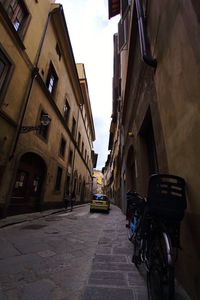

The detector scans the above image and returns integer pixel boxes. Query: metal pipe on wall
[135,0,157,68]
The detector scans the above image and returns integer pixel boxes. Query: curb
[0,203,88,229]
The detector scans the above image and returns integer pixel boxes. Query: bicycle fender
[162,232,173,266]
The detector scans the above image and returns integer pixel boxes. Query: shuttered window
[0,46,13,102]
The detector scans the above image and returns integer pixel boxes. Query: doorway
[126,145,136,192]
[140,110,158,175]
[9,152,46,215]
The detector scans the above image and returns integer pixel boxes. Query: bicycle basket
[147,174,187,221]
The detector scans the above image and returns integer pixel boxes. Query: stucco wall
[145,1,200,298]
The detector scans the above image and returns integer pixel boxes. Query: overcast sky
[56,0,119,170]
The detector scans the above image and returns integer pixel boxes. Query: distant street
[0,205,188,300]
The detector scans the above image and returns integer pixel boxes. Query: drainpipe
[9,8,55,160]
[135,0,157,68]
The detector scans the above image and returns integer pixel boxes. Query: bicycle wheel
[132,234,142,267]
[127,215,137,242]
[147,232,175,300]
[127,224,134,242]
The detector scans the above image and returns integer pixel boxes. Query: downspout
[9,8,55,159]
[135,0,157,68]
[70,104,82,194]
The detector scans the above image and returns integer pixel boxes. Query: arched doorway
[9,152,46,215]
[126,146,136,192]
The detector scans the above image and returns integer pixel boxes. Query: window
[64,99,70,123]
[118,15,129,51]
[0,0,29,36]
[0,47,12,100]
[71,117,76,136]
[38,110,50,140]
[55,166,62,191]
[59,137,66,158]
[81,142,84,155]
[55,43,61,60]
[68,150,73,166]
[77,132,81,148]
[46,62,58,95]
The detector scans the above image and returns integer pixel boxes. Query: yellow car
[90,194,110,213]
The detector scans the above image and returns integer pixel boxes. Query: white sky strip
[56,0,119,169]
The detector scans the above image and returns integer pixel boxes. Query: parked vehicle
[90,194,110,213]
[126,174,187,300]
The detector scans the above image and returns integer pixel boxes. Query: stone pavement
[81,208,147,300]
[0,204,86,229]
[80,207,190,300]
[0,204,191,300]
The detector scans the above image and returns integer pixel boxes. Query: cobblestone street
[0,205,189,300]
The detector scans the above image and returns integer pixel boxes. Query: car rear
[90,194,110,213]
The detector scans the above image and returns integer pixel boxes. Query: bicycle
[126,174,187,300]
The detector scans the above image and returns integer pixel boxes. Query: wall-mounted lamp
[20,114,51,134]
[128,131,134,137]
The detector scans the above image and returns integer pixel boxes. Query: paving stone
[37,250,56,258]
[0,290,7,300]
[12,240,52,255]
[95,247,112,255]
[89,271,127,286]
[98,237,111,245]
[103,229,116,233]
[133,286,148,299]
[19,279,65,300]
[92,262,134,272]
[0,239,21,259]
[93,254,127,263]
[0,253,44,274]
[128,271,146,286]
[113,246,133,255]
[82,287,135,300]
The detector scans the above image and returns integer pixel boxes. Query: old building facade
[0,0,96,216]
[92,170,104,194]
[108,0,200,299]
